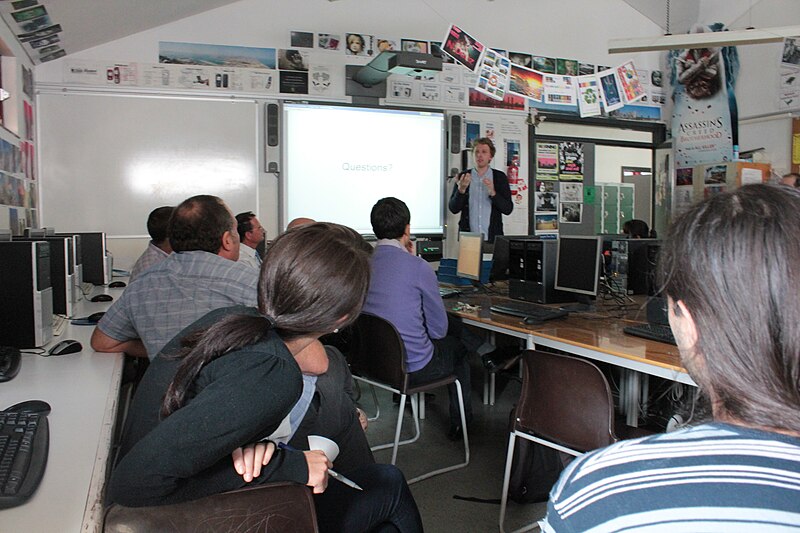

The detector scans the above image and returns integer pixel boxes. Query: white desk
[0,287,124,533]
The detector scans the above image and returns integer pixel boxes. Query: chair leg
[418,392,425,420]
[370,393,421,453]
[408,379,470,484]
[499,431,516,533]
[367,383,380,422]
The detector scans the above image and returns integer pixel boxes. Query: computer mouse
[108,281,127,288]
[523,316,543,325]
[5,399,51,416]
[91,294,113,302]
[88,312,106,323]
[48,339,83,356]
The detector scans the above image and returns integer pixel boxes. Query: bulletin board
[37,92,260,237]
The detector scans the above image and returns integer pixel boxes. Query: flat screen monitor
[282,102,446,236]
[457,232,483,281]
[554,235,602,311]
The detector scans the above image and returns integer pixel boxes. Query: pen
[277,442,364,491]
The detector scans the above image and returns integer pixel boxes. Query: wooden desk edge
[81,353,125,532]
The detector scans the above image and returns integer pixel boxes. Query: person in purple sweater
[362,197,472,440]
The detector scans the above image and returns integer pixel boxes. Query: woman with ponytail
[108,222,424,533]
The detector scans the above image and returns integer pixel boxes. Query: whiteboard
[38,93,259,237]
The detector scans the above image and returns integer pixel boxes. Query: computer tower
[0,241,53,348]
[73,232,110,285]
[15,236,77,316]
[508,237,571,304]
[608,238,660,295]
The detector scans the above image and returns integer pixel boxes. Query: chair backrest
[515,350,617,452]
[348,312,409,393]
[104,482,317,533]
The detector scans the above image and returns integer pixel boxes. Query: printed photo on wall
[376,38,397,52]
[401,39,428,53]
[279,71,308,94]
[160,42,276,69]
[579,63,596,76]
[598,69,624,111]
[556,58,578,76]
[278,49,309,71]
[535,213,558,233]
[509,52,532,68]
[509,64,543,101]
[442,24,484,71]
[676,167,693,186]
[345,33,374,56]
[560,202,582,224]
[317,33,341,51]
[535,191,558,212]
[468,89,525,111]
[560,182,583,203]
[533,56,555,73]
[430,41,453,63]
[290,31,314,48]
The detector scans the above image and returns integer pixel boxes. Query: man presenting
[363,197,472,440]
[235,211,266,270]
[449,137,513,243]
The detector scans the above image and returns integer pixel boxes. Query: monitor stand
[559,295,596,313]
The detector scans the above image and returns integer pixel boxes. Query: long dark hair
[161,222,371,417]
[659,184,800,432]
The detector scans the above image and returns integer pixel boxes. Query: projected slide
[282,103,445,235]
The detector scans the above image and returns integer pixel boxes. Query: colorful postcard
[475,48,511,101]
[533,56,555,74]
[556,58,578,76]
[442,24,484,71]
[598,68,623,111]
[616,60,646,104]
[509,64,543,101]
[317,33,342,51]
[468,89,525,111]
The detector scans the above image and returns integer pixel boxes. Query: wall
[32,0,666,266]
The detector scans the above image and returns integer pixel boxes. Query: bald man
[287,217,316,230]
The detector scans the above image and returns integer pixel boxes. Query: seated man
[235,211,266,270]
[362,197,472,440]
[544,184,800,531]
[129,206,173,282]
[781,172,800,187]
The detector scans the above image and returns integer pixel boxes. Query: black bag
[507,407,565,504]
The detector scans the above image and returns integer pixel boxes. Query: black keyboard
[490,301,569,322]
[0,411,49,509]
[439,287,461,299]
[623,323,677,345]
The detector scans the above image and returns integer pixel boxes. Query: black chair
[348,312,470,484]
[499,349,652,533]
[104,481,318,532]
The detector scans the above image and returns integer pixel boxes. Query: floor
[358,359,548,533]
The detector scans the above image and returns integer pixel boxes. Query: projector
[350,51,443,89]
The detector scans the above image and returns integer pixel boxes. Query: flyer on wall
[509,63,543,101]
[536,142,559,174]
[543,74,576,106]
[576,75,602,117]
[558,141,583,177]
[598,68,624,111]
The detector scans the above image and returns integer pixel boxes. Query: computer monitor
[554,235,602,311]
[456,232,483,281]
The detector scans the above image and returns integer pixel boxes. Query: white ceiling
[0,0,790,63]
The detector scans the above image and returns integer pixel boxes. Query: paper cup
[308,435,339,462]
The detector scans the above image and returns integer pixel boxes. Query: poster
[576,75,602,117]
[615,60,646,103]
[670,24,739,169]
[536,142,559,174]
[474,48,510,101]
[441,25,484,71]
[558,141,583,176]
[598,68,624,111]
[543,74,575,106]
[509,64,543,101]
[159,42,276,69]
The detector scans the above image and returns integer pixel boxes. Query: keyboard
[52,315,67,336]
[490,301,569,322]
[439,287,461,299]
[0,411,49,509]
[623,323,677,345]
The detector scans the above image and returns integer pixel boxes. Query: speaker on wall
[450,114,461,154]
[266,103,279,147]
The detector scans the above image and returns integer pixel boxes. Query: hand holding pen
[279,441,363,491]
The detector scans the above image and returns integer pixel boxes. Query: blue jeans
[314,464,423,532]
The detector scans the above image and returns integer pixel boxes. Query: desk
[0,286,124,533]
[446,292,696,424]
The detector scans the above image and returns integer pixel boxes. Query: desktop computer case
[508,238,571,304]
[608,239,660,295]
[75,232,110,285]
[0,241,54,348]
[15,236,76,317]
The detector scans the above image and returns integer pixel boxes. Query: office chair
[104,481,317,533]
[499,349,651,533]
[347,312,470,484]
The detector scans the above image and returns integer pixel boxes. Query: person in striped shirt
[543,184,800,532]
